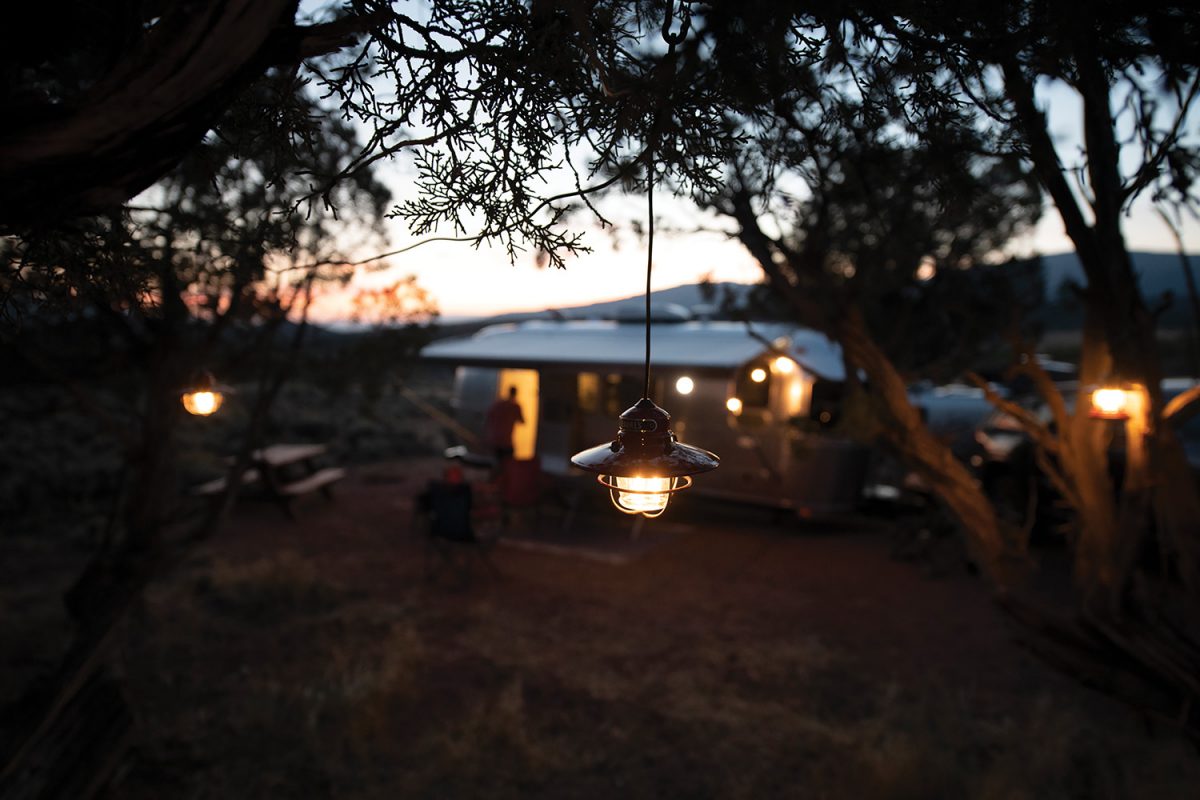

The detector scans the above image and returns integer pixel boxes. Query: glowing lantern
[181,371,226,416]
[571,398,719,518]
[1089,386,1132,420]
[182,391,222,416]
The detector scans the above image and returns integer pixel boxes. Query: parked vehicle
[1163,378,1200,471]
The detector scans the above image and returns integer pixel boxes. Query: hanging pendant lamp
[569,152,718,517]
[571,397,719,517]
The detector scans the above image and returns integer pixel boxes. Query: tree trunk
[1005,48,1200,603]
[1058,313,1124,599]
[727,191,1013,584]
[834,307,1014,585]
[123,354,182,551]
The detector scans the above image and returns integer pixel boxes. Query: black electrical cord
[644,159,654,400]
[643,1,689,402]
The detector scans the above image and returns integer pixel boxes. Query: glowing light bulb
[750,367,767,383]
[772,356,795,374]
[182,390,223,416]
[726,397,743,415]
[676,376,695,395]
[611,475,673,516]
[1090,388,1130,419]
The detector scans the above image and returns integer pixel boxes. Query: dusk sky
[308,174,1198,322]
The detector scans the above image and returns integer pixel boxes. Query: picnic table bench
[190,444,345,518]
[190,467,261,496]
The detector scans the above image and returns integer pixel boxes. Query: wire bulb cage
[571,398,718,518]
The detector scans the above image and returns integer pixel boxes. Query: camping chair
[497,457,548,533]
[416,475,499,584]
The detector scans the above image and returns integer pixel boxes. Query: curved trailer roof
[422,320,846,381]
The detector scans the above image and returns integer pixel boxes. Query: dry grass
[103,483,1200,799]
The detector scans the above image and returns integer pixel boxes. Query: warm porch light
[675,376,695,395]
[181,372,226,416]
[571,398,719,518]
[772,356,796,374]
[750,367,767,383]
[1089,386,1132,420]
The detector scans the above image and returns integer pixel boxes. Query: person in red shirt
[484,386,524,466]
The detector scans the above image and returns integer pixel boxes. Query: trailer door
[496,368,539,460]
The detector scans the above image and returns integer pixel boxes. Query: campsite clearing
[4,459,1198,798]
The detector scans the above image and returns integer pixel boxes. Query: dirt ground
[8,458,1200,799]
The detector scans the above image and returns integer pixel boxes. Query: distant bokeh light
[1089,387,1131,420]
[182,390,223,416]
[772,356,795,374]
[915,257,937,281]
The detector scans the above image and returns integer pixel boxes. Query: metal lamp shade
[570,397,719,517]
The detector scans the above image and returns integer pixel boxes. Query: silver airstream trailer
[421,318,869,516]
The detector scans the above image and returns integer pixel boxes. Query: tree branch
[0,1,376,227]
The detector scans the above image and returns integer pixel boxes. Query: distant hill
[512,252,1198,327]
[1041,251,1199,328]
[412,250,1200,340]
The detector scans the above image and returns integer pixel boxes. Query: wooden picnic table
[252,443,346,517]
[253,443,328,467]
[192,443,345,518]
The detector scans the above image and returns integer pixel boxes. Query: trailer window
[580,372,646,416]
[809,380,842,427]
[577,372,602,413]
[604,373,643,416]
[735,364,770,410]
